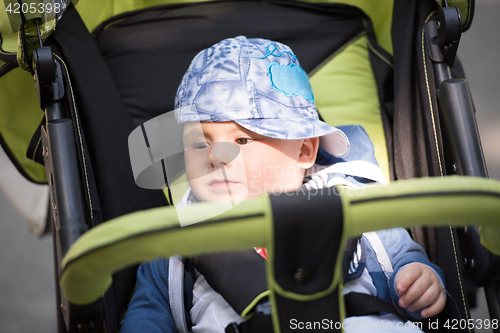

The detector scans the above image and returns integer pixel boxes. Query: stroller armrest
[60,176,500,307]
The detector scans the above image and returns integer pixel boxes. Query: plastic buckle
[34,46,56,110]
[436,6,462,67]
[225,322,241,333]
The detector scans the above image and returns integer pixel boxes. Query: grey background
[0,1,498,331]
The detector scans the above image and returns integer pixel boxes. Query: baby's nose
[210,142,240,168]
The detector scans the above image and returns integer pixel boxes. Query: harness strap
[226,293,409,333]
[344,292,408,322]
[103,287,118,333]
[168,255,189,333]
[225,301,274,333]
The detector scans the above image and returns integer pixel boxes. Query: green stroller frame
[1,0,499,332]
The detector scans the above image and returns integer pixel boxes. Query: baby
[122,36,446,333]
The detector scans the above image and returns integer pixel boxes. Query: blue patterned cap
[175,36,349,157]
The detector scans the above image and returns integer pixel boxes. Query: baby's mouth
[208,179,240,189]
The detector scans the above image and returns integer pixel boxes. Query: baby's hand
[394,262,446,318]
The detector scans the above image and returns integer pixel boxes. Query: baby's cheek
[246,172,265,197]
[187,178,205,198]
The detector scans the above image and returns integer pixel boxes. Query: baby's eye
[235,138,254,145]
[194,142,210,149]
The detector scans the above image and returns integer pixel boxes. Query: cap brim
[235,118,349,158]
[320,130,350,158]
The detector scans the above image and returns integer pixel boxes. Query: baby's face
[183,121,317,202]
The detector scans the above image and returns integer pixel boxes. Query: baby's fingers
[398,275,431,308]
[406,282,441,312]
[420,289,446,318]
[395,264,423,295]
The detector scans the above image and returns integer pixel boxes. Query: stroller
[1,0,499,332]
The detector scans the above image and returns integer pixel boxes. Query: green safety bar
[60,175,500,307]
